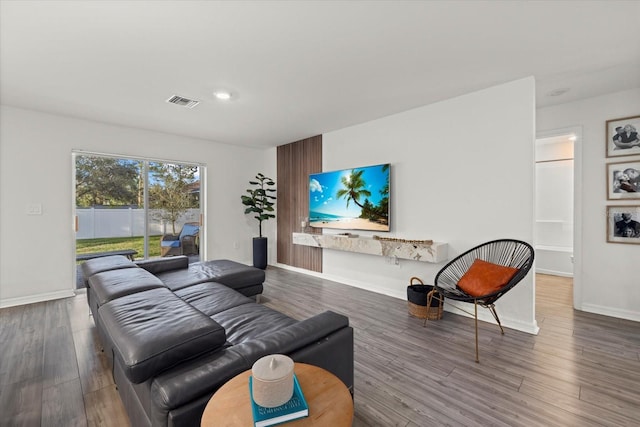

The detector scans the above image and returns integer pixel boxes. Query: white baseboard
[442,300,540,335]
[272,263,539,334]
[273,263,406,300]
[581,303,640,323]
[0,289,76,309]
[272,263,323,277]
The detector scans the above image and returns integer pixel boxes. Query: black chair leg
[488,304,505,334]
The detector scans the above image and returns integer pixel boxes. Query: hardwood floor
[1,271,639,426]
[0,294,129,427]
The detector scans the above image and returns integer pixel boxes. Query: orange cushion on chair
[457,259,519,297]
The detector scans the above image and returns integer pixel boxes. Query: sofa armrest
[229,311,349,363]
[231,311,353,392]
[150,311,351,411]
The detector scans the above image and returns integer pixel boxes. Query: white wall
[537,88,640,322]
[318,78,537,333]
[0,105,266,307]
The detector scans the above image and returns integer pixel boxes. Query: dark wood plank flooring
[1,270,639,426]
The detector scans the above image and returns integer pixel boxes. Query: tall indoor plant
[241,173,276,269]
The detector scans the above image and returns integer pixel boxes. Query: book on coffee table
[248,374,309,427]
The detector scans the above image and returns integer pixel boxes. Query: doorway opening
[535,134,574,277]
[535,127,582,312]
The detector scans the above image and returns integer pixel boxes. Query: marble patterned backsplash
[292,233,447,263]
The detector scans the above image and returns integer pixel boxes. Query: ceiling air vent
[166,95,200,108]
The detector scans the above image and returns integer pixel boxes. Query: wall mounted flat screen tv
[309,163,390,232]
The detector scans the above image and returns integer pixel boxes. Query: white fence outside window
[76,208,200,239]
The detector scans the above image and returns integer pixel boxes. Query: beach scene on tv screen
[309,164,389,231]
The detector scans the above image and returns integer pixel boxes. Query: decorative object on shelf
[336,232,358,238]
[299,216,309,233]
[407,277,443,320]
[606,205,640,244]
[606,115,640,158]
[373,235,434,245]
[241,173,276,269]
[606,160,640,200]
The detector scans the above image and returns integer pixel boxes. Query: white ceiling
[1,1,639,148]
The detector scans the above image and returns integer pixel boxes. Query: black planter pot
[253,237,268,269]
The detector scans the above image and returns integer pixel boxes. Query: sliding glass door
[148,161,201,258]
[74,153,202,282]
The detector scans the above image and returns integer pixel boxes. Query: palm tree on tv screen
[336,169,371,210]
[336,167,389,224]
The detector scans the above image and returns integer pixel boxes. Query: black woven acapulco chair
[429,239,535,362]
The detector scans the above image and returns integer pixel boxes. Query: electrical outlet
[385,256,400,265]
[26,204,42,215]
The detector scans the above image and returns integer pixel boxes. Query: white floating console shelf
[292,233,448,263]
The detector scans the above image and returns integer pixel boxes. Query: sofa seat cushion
[161,240,181,248]
[154,265,211,291]
[81,255,137,279]
[174,282,253,317]
[136,255,189,275]
[231,283,264,298]
[197,259,265,290]
[156,259,265,293]
[212,304,297,345]
[99,288,227,384]
[89,267,166,306]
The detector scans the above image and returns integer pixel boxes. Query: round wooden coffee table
[201,363,353,426]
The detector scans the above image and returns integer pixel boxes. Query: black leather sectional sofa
[81,255,354,427]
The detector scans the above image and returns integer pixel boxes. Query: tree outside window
[149,162,200,235]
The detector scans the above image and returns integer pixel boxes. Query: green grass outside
[76,235,163,259]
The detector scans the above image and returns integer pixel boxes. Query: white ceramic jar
[251,354,295,408]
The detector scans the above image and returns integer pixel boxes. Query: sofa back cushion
[88,267,166,306]
[80,255,137,279]
[174,282,253,317]
[212,304,297,345]
[155,259,265,293]
[99,288,227,384]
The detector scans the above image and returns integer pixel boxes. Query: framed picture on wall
[607,205,640,244]
[606,115,640,157]
[606,160,640,200]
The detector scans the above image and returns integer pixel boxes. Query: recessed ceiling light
[548,88,570,97]
[213,91,232,100]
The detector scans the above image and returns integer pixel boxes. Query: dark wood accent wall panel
[277,136,323,272]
